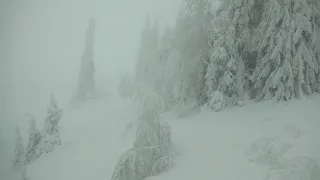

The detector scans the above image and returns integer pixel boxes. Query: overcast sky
[0,0,181,174]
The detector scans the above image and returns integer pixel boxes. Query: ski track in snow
[22,93,320,180]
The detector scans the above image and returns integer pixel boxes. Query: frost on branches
[25,115,43,163]
[13,127,26,171]
[111,89,175,180]
[43,93,62,150]
[251,0,320,101]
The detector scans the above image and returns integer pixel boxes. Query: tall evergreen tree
[13,127,26,171]
[204,0,257,110]
[251,0,320,101]
[168,0,214,106]
[44,93,62,147]
[76,18,96,101]
[25,115,42,162]
[205,15,245,111]
[134,15,160,89]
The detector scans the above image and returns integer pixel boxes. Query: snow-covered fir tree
[130,0,320,113]
[205,13,245,111]
[75,18,96,101]
[167,0,214,107]
[134,15,160,90]
[204,0,259,111]
[157,26,177,110]
[25,114,43,162]
[251,0,320,101]
[44,93,62,147]
[13,127,26,171]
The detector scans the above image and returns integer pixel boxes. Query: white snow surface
[8,92,319,180]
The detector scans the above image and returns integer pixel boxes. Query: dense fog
[1,0,181,176]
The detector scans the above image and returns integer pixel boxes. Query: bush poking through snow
[265,157,320,180]
[246,137,292,165]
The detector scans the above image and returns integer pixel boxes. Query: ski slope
[19,91,320,180]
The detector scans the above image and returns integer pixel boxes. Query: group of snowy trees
[13,94,62,179]
[132,0,320,112]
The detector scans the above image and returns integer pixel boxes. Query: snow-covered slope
[158,97,320,180]
[11,93,320,180]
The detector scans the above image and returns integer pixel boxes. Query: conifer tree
[25,114,43,162]
[251,0,320,101]
[13,127,26,171]
[204,0,256,110]
[168,0,214,106]
[76,18,96,101]
[134,15,160,89]
[44,93,62,147]
[205,15,245,111]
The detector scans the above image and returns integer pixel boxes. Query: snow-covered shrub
[110,148,140,180]
[13,127,26,171]
[265,157,320,180]
[25,115,43,163]
[246,137,292,165]
[112,119,174,180]
[111,88,175,180]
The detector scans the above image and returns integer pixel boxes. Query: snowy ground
[159,97,320,180]
[17,92,320,180]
